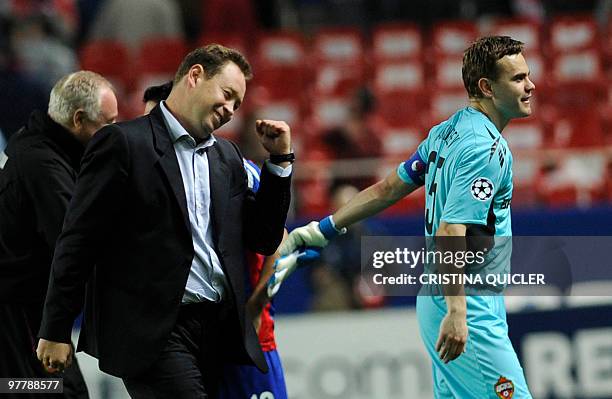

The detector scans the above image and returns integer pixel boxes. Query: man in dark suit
[0,70,118,398]
[36,44,293,398]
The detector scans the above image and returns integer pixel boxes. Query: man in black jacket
[0,70,118,397]
[36,44,293,398]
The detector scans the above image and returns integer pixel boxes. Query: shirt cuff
[264,160,292,177]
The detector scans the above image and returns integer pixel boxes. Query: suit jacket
[0,111,84,305]
[39,105,291,377]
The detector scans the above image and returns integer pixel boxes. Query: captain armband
[397,151,426,187]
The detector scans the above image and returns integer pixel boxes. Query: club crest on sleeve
[470,177,494,201]
[494,376,514,399]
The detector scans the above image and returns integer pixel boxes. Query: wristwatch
[269,152,295,164]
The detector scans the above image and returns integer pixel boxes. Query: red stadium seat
[196,32,247,55]
[311,95,352,130]
[135,38,188,76]
[79,40,131,92]
[374,90,428,128]
[551,108,604,148]
[256,100,302,131]
[132,38,188,103]
[552,49,603,84]
[485,18,542,55]
[429,90,468,124]
[313,62,366,97]
[511,155,541,207]
[548,15,600,55]
[256,31,306,66]
[372,23,423,61]
[312,27,364,64]
[432,20,478,57]
[252,31,308,100]
[373,60,424,93]
[377,124,423,157]
[433,56,464,90]
[504,118,544,150]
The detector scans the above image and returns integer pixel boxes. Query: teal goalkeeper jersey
[398,107,514,291]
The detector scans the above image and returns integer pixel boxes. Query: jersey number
[425,151,445,235]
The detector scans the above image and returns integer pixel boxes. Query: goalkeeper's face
[490,53,536,120]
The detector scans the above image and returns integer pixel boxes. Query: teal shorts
[416,295,532,399]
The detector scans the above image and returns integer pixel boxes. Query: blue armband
[318,215,346,239]
[397,151,426,186]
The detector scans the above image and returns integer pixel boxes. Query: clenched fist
[255,119,291,157]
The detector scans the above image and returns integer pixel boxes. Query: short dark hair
[462,36,524,99]
[173,44,252,85]
[142,81,173,104]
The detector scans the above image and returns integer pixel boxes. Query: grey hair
[48,71,113,127]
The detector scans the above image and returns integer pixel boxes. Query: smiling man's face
[490,53,536,121]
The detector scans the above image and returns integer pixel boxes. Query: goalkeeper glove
[267,248,321,298]
[278,216,346,256]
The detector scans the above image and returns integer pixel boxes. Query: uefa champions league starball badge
[471,177,494,201]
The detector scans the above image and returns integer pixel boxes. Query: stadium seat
[485,17,542,55]
[431,20,478,57]
[429,89,469,124]
[372,22,423,61]
[503,118,544,150]
[313,62,366,97]
[548,15,600,54]
[373,60,424,93]
[552,49,603,84]
[132,38,188,106]
[79,40,131,92]
[296,167,332,217]
[433,56,465,90]
[312,27,364,64]
[135,37,188,76]
[374,90,428,128]
[511,155,541,207]
[377,124,423,157]
[252,31,308,100]
[311,96,352,130]
[196,32,247,55]
[551,108,604,147]
[256,31,306,66]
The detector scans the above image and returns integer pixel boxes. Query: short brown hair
[173,44,252,85]
[462,36,524,98]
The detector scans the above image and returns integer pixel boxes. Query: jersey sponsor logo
[471,177,494,201]
[500,197,512,209]
[494,376,515,398]
[0,151,8,169]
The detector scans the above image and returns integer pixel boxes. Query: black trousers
[0,303,89,399]
[122,301,235,399]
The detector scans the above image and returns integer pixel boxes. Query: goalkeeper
[271,36,535,399]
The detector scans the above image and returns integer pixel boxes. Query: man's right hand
[435,310,468,364]
[36,338,73,373]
